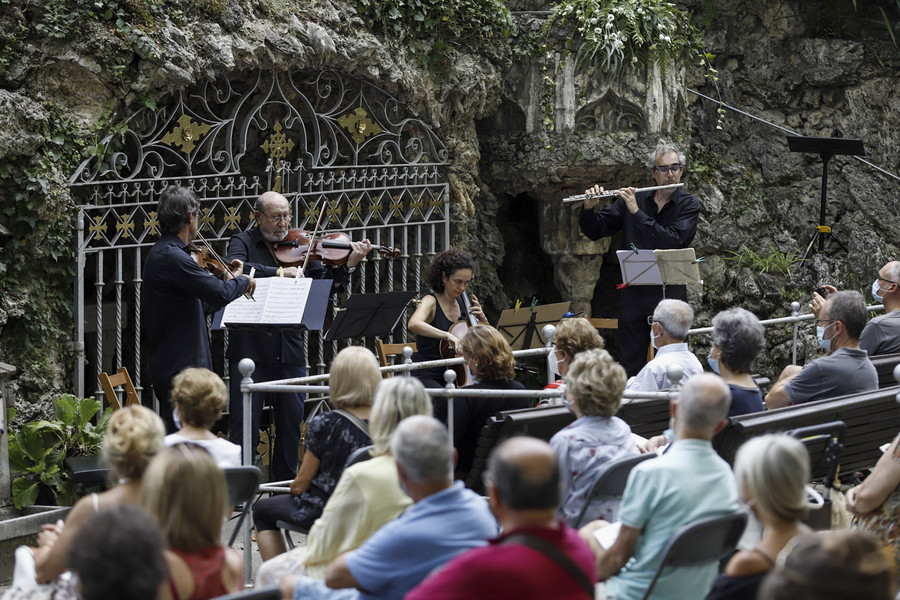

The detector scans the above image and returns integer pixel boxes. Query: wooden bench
[616,398,671,438]
[871,352,900,388]
[714,385,900,479]
[465,406,575,493]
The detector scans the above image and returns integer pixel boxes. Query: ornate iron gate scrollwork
[70,68,450,403]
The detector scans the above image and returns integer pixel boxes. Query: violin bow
[300,201,328,278]
[196,231,254,301]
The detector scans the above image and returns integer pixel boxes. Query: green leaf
[53,394,77,426]
[12,477,40,510]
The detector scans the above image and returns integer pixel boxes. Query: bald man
[226,191,370,479]
[580,374,739,600]
[861,260,900,356]
[407,437,596,600]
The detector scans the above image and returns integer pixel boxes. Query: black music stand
[787,135,866,264]
[325,291,417,341]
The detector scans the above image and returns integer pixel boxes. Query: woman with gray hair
[706,434,814,600]
[549,348,639,525]
[708,307,765,416]
[256,376,432,585]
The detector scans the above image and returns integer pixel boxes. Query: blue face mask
[816,323,834,352]
[872,280,886,302]
[707,355,720,374]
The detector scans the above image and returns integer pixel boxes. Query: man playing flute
[579,144,701,377]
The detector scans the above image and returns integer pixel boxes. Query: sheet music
[654,249,701,285]
[593,521,622,549]
[616,249,663,286]
[222,277,312,326]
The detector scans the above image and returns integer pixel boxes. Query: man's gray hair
[390,415,453,483]
[645,144,686,169]
[711,308,765,373]
[827,290,867,340]
[654,299,694,341]
[678,373,731,433]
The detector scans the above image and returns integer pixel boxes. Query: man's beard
[261,228,287,243]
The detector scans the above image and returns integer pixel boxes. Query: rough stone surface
[0,90,48,161]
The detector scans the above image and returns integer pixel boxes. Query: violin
[189,244,230,278]
[273,229,402,267]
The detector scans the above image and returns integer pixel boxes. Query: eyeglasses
[653,164,683,174]
[877,276,898,285]
[814,319,834,327]
[647,316,656,326]
[259,212,291,223]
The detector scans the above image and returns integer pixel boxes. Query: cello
[440,292,480,387]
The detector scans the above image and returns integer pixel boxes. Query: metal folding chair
[223,465,262,546]
[572,453,655,528]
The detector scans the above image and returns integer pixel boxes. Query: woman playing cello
[407,250,488,406]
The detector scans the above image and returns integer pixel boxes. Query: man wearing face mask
[765,290,877,409]
[625,299,703,392]
[225,191,370,480]
[860,261,900,356]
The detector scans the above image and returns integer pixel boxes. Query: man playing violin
[225,190,370,480]
[579,144,700,377]
[144,185,255,432]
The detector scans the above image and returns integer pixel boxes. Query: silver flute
[562,183,684,203]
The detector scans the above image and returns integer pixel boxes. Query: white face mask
[872,279,887,302]
[650,324,660,350]
[816,323,834,352]
[548,347,563,378]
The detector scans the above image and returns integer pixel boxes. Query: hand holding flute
[566,183,684,208]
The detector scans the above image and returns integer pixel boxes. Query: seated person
[543,317,605,397]
[253,346,381,561]
[67,504,168,600]
[579,375,740,600]
[256,376,433,584]
[860,261,900,355]
[406,437,596,600]
[142,444,243,599]
[626,299,703,392]
[707,434,813,600]
[278,416,498,600]
[549,348,639,525]
[165,367,240,467]
[707,307,765,417]
[766,290,877,409]
[846,430,900,587]
[758,530,896,600]
[452,325,528,479]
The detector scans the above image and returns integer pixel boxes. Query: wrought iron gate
[70,69,450,402]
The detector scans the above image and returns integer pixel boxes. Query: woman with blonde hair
[547,317,605,385]
[8,405,165,594]
[143,444,242,600]
[253,346,381,560]
[256,376,433,584]
[550,348,638,525]
[452,325,529,479]
[707,433,813,600]
[165,367,240,467]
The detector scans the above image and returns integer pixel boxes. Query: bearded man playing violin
[225,190,370,480]
[144,185,255,432]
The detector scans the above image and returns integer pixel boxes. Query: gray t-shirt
[785,347,878,405]
[860,310,900,356]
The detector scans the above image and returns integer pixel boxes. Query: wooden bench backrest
[616,398,671,438]
[871,352,900,388]
[465,406,575,493]
[714,385,900,479]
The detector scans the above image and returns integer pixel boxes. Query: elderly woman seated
[707,307,766,417]
[544,317,605,396]
[550,348,639,525]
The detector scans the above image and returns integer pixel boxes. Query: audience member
[278,416,498,600]
[625,299,703,392]
[757,530,896,600]
[10,406,166,593]
[143,443,242,599]
[256,377,432,585]
[165,367,240,467]
[707,307,765,416]
[846,430,900,585]
[452,325,529,479]
[550,348,638,525]
[407,436,596,599]
[706,434,813,600]
[766,290,877,408]
[579,374,739,600]
[254,346,381,560]
[67,504,168,600]
[545,317,605,393]
[861,261,900,355]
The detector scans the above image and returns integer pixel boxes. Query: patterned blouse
[289,411,371,529]
[550,414,639,525]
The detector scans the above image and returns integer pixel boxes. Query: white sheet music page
[261,277,311,324]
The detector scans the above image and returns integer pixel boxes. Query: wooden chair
[375,340,418,368]
[97,366,139,410]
